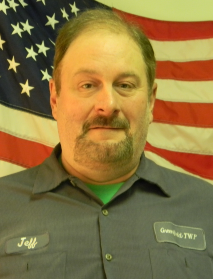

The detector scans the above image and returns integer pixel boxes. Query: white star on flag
[36,0,45,5]
[20,79,34,96]
[70,2,80,16]
[0,0,10,15]
[25,46,38,61]
[11,22,23,37]
[61,7,69,20]
[18,0,27,7]
[36,41,50,56]
[7,56,20,72]
[45,13,59,30]
[41,69,51,81]
[21,20,34,35]
[0,35,6,50]
[7,0,19,12]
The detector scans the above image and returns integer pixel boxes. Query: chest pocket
[150,248,213,279]
[0,251,66,279]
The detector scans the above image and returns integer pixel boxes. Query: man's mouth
[89,126,123,130]
[90,126,117,129]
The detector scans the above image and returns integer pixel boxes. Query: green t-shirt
[86,182,124,204]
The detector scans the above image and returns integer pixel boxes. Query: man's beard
[73,115,133,167]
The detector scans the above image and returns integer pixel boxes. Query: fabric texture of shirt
[0,143,213,279]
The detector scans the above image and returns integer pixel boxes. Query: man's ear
[49,78,58,120]
[149,82,157,124]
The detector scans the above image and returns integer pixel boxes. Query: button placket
[99,207,115,276]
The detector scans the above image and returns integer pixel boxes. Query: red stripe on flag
[156,60,213,81]
[145,142,213,179]
[0,131,53,168]
[114,8,213,41]
[153,100,213,127]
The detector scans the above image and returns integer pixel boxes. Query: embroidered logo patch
[154,222,206,250]
[5,232,49,254]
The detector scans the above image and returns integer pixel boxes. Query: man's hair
[53,8,156,93]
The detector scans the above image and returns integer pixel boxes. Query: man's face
[50,29,156,170]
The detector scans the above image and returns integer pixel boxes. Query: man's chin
[74,136,133,165]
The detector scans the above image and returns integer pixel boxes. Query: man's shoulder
[0,144,70,196]
[0,164,40,190]
[0,144,64,191]
[143,156,213,196]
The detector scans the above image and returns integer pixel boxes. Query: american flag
[0,0,213,185]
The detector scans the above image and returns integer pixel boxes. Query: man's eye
[119,83,134,89]
[120,84,130,88]
[82,83,93,89]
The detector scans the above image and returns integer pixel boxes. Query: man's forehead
[63,30,143,65]
[66,26,138,51]
[60,28,146,81]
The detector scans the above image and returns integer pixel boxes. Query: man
[0,8,213,279]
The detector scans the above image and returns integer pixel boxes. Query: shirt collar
[135,153,172,197]
[33,144,172,197]
[33,144,71,194]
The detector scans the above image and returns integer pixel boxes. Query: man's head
[49,8,157,183]
[52,8,156,94]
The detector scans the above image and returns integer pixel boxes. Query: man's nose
[94,85,120,116]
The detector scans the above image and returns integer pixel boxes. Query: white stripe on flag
[156,79,213,103]
[0,104,59,147]
[147,123,213,154]
[151,38,213,61]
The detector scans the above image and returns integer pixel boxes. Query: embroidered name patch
[154,222,206,250]
[5,232,49,254]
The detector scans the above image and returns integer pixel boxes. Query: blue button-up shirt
[0,144,213,279]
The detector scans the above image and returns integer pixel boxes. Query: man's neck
[61,155,140,185]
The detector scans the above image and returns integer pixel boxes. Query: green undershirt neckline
[86,182,124,204]
[58,154,124,204]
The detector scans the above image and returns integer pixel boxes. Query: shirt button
[105,254,112,261]
[102,209,109,216]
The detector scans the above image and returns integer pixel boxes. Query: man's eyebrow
[73,69,141,83]
[73,68,98,76]
[116,72,141,83]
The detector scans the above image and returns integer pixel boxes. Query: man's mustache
[81,115,130,135]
